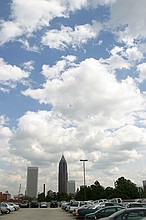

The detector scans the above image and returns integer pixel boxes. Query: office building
[143,180,146,193]
[67,180,75,195]
[58,154,68,193]
[26,167,38,198]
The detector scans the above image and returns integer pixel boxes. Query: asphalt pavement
[0,207,75,220]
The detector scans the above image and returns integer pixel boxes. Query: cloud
[137,63,146,83]
[16,57,146,171]
[0,20,22,45]
[8,109,146,191]
[23,57,145,125]
[108,0,146,44]
[0,115,12,158]
[42,20,102,50]
[0,0,66,45]
[0,58,31,91]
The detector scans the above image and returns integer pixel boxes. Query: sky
[0,0,146,197]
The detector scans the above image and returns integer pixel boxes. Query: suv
[50,201,58,208]
[30,200,39,208]
[19,200,29,208]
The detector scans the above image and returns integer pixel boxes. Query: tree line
[36,176,145,202]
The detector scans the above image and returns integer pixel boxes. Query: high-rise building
[58,154,68,193]
[67,180,75,195]
[26,167,38,198]
[143,180,146,193]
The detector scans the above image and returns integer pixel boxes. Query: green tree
[38,192,45,202]
[114,176,139,199]
[90,180,105,200]
[104,187,116,199]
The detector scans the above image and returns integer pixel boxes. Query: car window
[117,207,124,211]
[71,202,79,206]
[122,210,145,220]
[105,208,116,213]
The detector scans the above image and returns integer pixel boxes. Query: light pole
[80,159,88,201]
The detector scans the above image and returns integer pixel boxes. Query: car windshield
[108,209,125,217]
[71,202,79,206]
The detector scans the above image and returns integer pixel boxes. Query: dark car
[126,202,146,208]
[98,207,146,220]
[30,200,39,208]
[85,206,125,219]
[19,200,29,208]
[50,201,58,208]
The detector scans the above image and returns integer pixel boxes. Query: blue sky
[0,0,146,197]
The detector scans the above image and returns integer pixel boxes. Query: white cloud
[101,45,144,70]
[0,58,31,91]
[42,55,77,79]
[23,57,145,126]
[125,47,144,63]
[8,109,146,192]
[41,21,102,49]
[137,63,146,83]
[108,0,146,44]
[0,115,12,157]
[0,20,22,45]
[0,0,66,45]
[21,60,35,71]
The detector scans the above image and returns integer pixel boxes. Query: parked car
[85,206,125,219]
[76,202,123,219]
[0,202,15,213]
[19,200,29,208]
[50,201,58,208]
[61,201,70,210]
[30,200,39,208]
[108,198,122,204]
[69,201,86,213]
[76,204,101,219]
[73,203,93,217]
[0,203,10,214]
[7,202,20,211]
[126,202,146,208]
[98,207,146,220]
[40,201,48,208]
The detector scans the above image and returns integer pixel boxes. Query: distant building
[0,191,11,201]
[26,167,38,198]
[67,180,75,195]
[143,180,146,193]
[58,154,68,193]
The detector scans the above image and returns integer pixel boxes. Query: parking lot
[0,207,75,220]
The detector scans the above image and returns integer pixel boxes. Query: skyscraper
[26,167,38,198]
[58,154,68,193]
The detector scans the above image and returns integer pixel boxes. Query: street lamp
[80,159,88,201]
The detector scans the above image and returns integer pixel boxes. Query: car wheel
[6,209,10,214]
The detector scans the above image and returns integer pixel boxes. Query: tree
[38,192,45,202]
[114,177,139,199]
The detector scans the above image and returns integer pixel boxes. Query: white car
[1,203,15,213]
[7,202,20,211]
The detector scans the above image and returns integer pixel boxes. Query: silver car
[0,203,10,214]
[0,202,15,213]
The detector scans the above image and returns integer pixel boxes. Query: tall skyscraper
[26,167,38,198]
[58,154,68,193]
